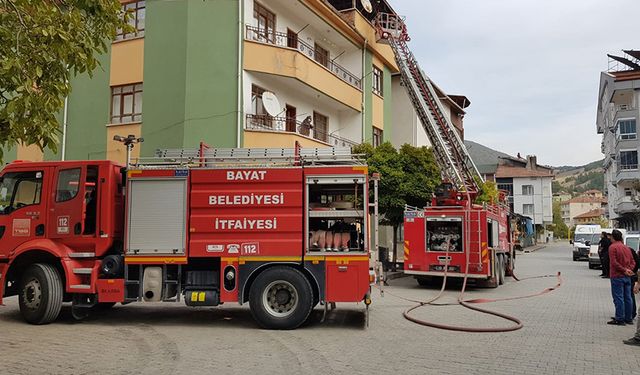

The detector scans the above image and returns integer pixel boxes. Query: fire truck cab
[0,147,375,329]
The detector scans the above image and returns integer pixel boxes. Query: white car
[588,228,628,269]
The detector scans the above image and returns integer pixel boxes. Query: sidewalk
[521,244,547,253]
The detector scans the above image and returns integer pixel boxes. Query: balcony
[616,161,639,183]
[245,114,357,148]
[245,26,361,90]
[614,196,638,214]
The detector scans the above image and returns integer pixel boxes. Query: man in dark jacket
[607,230,635,325]
[599,232,612,278]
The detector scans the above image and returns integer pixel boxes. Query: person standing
[607,229,635,325]
[623,257,640,346]
[599,232,612,278]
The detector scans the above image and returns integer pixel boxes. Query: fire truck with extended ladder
[375,14,515,287]
[0,144,378,329]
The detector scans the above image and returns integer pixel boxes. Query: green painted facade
[382,64,393,142]
[142,0,240,155]
[64,50,112,160]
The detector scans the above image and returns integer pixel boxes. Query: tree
[0,0,128,161]
[552,201,569,239]
[475,179,500,205]
[354,142,441,268]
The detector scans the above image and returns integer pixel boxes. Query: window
[372,66,383,96]
[250,85,272,128]
[523,204,534,216]
[314,43,329,68]
[619,150,638,170]
[287,29,298,49]
[254,1,276,43]
[111,83,143,124]
[313,112,328,142]
[0,171,43,215]
[373,127,383,147]
[617,119,637,140]
[56,168,81,202]
[522,185,534,195]
[116,1,145,41]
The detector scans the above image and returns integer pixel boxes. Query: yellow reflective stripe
[125,257,187,263]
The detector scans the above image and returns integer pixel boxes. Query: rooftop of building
[562,196,608,204]
[574,208,606,219]
[495,164,554,178]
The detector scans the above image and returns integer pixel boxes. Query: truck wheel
[416,277,430,287]
[18,263,63,325]
[249,267,313,330]
[498,255,506,285]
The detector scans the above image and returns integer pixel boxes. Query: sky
[389,0,640,167]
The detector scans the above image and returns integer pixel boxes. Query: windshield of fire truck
[426,218,463,252]
[0,171,43,215]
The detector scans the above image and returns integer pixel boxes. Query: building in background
[596,50,640,230]
[560,195,608,227]
[553,191,572,203]
[2,0,400,165]
[466,141,554,227]
[391,75,470,148]
[573,209,607,225]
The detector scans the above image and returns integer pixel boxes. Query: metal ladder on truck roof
[374,13,483,198]
[133,144,365,169]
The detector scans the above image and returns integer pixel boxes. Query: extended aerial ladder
[374,13,483,203]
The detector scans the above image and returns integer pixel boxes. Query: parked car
[588,228,628,269]
[572,224,601,261]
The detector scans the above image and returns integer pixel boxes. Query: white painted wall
[244,0,362,76]
[391,75,430,147]
[512,176,553,225]
[243,72,361,142]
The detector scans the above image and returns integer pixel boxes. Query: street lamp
[113,134,144,167]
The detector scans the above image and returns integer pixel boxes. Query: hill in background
[553,160,604,196]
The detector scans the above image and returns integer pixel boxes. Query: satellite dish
[262,91,282,117]
[360,0,373,13]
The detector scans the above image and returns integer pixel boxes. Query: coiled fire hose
[380,235,563,332]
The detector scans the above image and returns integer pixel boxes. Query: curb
[384,271,410,281]
[523,245,546,253]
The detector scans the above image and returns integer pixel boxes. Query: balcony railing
[245,114,358,148]
[245,25,362,90]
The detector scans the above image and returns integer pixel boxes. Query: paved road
[1,242,639,374]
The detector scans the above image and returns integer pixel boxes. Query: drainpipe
[361,38,367,144]
[61,95,69,161]
[236,0,243,148]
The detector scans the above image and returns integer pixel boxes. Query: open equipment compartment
[305,175,367,253]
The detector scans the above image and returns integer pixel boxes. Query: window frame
[314,43,330,69]
[619,149,639,170]
[521,185,534,196]
[372,66,383,96]
[116,1,145,41]
[313,111,329,142]
[55,168,82,203]
[0,171,44,215]
[522,203,534,216]
[253,1,276,43]
[373,127,383,147]
[617,118,637,140]
[110,83,143,124]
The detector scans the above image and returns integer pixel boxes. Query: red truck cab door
[0,167,51,259]
[47,164,100,249]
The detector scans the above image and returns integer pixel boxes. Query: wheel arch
[5,249,66,298]
[240,262,320,306]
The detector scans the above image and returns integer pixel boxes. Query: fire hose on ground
[378,240,563,333]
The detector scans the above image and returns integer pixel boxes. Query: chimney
[526,155,537,170]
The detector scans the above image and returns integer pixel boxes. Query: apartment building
[465,141,554,226]
[2,0,399,165]
[391,75,470,147]
[596,50,640,231]
[574,209,607,225]
[560,195,607,227]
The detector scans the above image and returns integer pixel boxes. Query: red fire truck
[0,146,376,329]
[375,14,515,287]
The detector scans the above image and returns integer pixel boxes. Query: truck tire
[416,277,430,287]
[18,263,63,325]
[249,267,313,330]
[497,255,505,285]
